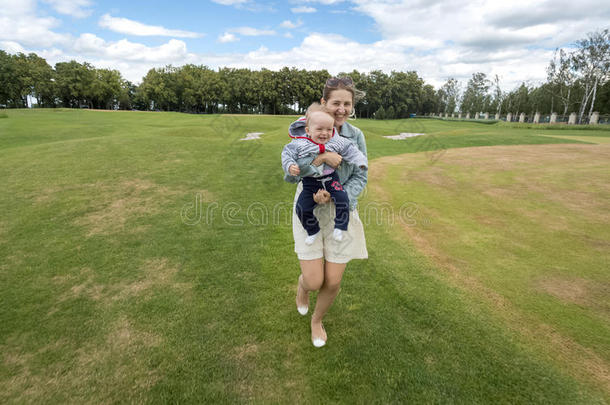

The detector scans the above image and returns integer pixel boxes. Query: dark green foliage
[386,105,395,119]
[375,105,385,120]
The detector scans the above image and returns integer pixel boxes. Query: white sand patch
[240,132,264,141]
[383,133,425,140]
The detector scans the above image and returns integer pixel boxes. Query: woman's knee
[299,259,324,291]
[323,261,346,291]
[322,277,342,292]
[302,273,324,291]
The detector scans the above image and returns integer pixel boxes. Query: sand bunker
[383,133,425,140]
[240,132,264,141]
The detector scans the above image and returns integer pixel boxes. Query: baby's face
[306,112,335,144]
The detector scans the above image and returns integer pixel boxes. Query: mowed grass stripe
[0,110,608,402]
[537,134,610,144]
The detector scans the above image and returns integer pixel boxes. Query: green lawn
[0,109,608,403]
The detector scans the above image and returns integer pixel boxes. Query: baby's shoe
[333,228,343,242]
[305,232,319,246]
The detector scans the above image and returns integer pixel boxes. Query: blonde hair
[305,102,334,126]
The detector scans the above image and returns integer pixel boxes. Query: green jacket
[284,120,368,210]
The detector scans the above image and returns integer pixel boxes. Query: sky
[1,0,608,90]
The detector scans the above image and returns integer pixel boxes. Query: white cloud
[351,0,609,51]
[230,27,276,36]
[218,32,238,43]
[66,34,195,82]
[291,6,317,13]
[42,0,93,18]
[0,0,36,16]
[192,33,412,75]
[1,0,607,92]
[0,5,70,48]
[280,19,303,29]
[348,0,610,88]
[72,33,190,62]
[99,14,203,38]
[0,40,26,53]
[284,32,294,38]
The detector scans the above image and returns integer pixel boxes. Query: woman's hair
[322,76,365,119]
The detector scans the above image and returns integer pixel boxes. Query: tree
[55,61,96,108]
[439,78,460,114]
[118,80,136,110]
[27,53,55,107]
[460,73,490,114]
[386,105,395,119]
[375,105,385,120]
[91,68,122,109]
[420,84,437,115]
[572,29,610,123]
[547,48,575,116]
[490,75,504,116]
[139,66,179,111]
[0,50,16,106]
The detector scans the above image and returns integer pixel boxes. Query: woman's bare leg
[311,261,347,345]
[296,259,324,313]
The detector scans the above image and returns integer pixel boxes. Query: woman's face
[322,89,353,128]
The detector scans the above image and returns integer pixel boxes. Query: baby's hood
[288,116,308,138]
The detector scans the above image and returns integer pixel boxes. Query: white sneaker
[305,232,319,246]
[333,228,343,241]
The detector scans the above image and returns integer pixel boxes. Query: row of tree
[0,53,438,117]
[1,29,608,120]
[437,29,610,122]
[0,51,135,110]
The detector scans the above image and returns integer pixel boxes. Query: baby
[282,103,368,245]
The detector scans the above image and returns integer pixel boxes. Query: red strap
[287,126,337,151]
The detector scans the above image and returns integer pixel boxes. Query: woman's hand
[312,152,342,168]
[313,189,331,204]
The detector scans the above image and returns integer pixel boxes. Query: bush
[375,106,385,120]
[386,106,395,119]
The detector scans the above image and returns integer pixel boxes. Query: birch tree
[572,29,610,123]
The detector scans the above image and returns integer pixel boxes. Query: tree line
[0,52,437,118]
[437,29,610,122]
[1,29,608,120]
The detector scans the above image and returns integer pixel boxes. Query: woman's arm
[343,166,367,210]
[341,126,368,209]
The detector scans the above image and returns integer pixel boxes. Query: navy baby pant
[296,172,349,236]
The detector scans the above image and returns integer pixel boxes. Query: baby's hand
[289,164,300,176]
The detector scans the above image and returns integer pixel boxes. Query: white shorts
[292,182,368,264]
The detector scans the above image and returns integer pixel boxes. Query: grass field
[1,109,608,403]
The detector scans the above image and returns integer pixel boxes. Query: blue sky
[1,0,609,89]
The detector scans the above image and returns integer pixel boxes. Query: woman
[286,77,368,347]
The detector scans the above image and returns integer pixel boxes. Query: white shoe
[311,323,327,348]
[312,338,326,348]
[333,228,343,241]
[305,232,319,246]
